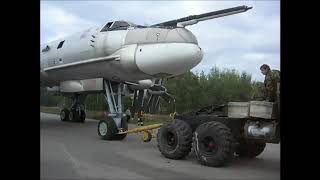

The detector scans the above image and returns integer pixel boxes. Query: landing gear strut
[60,94,87,123]
[97,80,128,140]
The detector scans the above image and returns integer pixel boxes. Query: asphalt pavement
[40,113,280,180]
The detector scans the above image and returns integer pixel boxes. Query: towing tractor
[156,101,280,167]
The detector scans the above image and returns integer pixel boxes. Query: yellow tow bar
[118,123,163,142]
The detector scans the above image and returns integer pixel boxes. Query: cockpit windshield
[100,21,130,32]
[100,21,147,32]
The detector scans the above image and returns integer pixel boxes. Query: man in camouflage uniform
[251,82,265,101]
[260,64,280,102]
[260,64,281,141]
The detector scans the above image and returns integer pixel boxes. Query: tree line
[40,66,264,114]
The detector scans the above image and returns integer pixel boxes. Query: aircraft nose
[135,43,203,77]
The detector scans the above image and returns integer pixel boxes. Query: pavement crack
[60,143,87,180]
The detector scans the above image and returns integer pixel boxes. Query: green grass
[40,106,173,125]
[40,106,60,115]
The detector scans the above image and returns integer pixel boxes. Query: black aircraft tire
[235,141,266,158]
[112,117,128,140]
[192,121,234,167]
[60,108,69,122]
[78,110,86,123]
[68,110,75,122]
[97,118,118,140]
[68,109,85,123]
[157,119,192,160]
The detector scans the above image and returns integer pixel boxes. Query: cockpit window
[110,21,130,30]
[100,21,131,32]
[57,40,65,49]
[100,22,113,32]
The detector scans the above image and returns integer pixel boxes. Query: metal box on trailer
[249,101,277,119]
[227,102,249,118]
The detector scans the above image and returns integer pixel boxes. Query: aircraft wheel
[97,117,118,140]
[60,108,69,122]
[78,110,86,123]
[112,117,128,140]
[68,110,75,122]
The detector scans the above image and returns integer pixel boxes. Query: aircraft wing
[43,54,120,71]
[151,5,252,28]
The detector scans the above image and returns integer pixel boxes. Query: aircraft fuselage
[40,23,203,86]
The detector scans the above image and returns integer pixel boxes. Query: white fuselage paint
[135,43,202,76]
[40,25,203,87]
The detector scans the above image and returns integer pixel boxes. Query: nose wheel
[98,118,117,140]
[97,80,128,141]
[98,117,128,140]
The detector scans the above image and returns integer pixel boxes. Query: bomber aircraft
[40,5,252,140]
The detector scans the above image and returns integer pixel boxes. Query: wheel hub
[99,122,108,136]
[208,142,215,149]
[167,132,176,146]
[202,136,217,153]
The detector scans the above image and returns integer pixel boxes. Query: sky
[40,0,280,82]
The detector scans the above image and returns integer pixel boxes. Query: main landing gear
[60,94,87,123]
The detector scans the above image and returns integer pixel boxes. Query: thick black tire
[112,117,128,140]
[68,109,85,123]
[235,141,266,158]
[68,110,75,122]
[157,119,192,159]
[97,118,118,140]
[192,121,234,167]
[78,110,86,123]
[60,108,69,122]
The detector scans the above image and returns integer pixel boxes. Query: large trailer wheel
[157,119,192,159]
[60,108,69,122]
[235,141,266,158]
[192,121,234,167]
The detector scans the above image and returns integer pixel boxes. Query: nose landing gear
[97,80,128,140]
